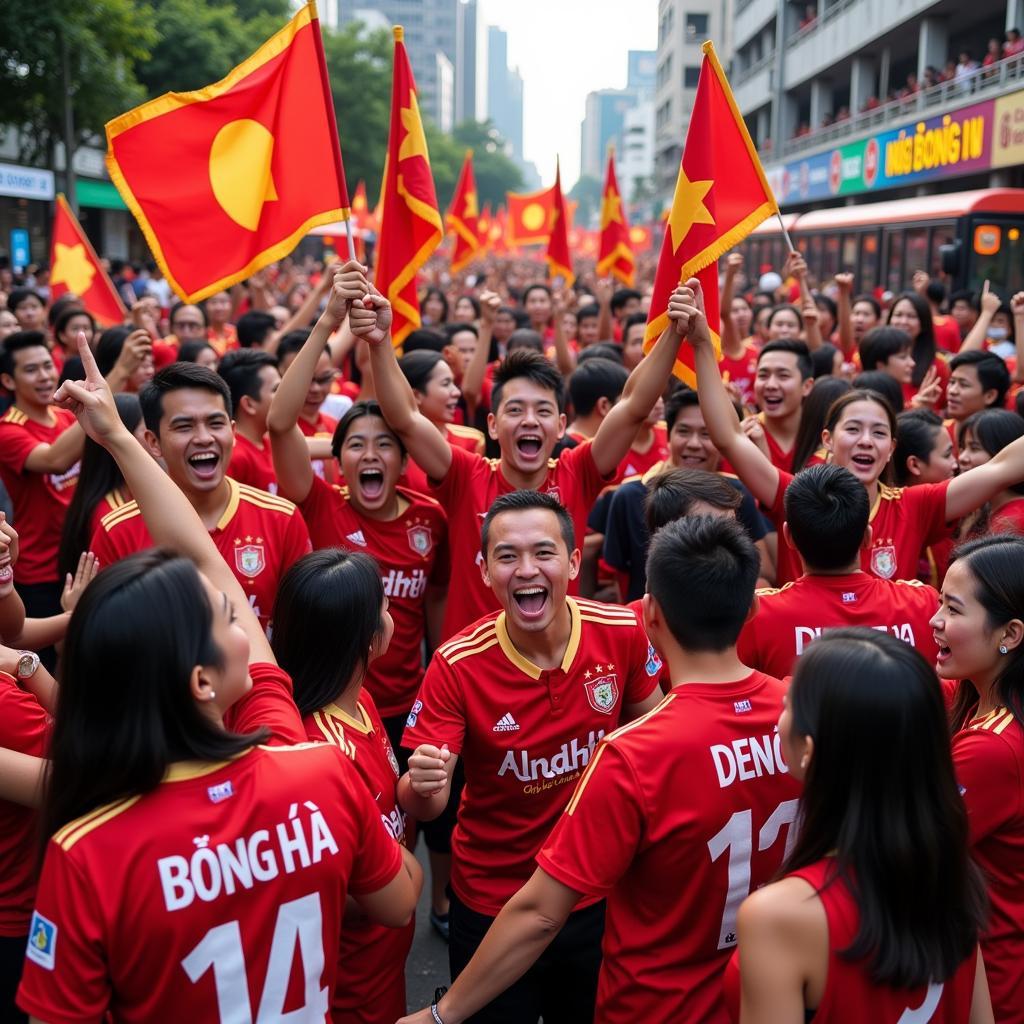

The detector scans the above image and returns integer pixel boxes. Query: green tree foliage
[0,0,155,164]
[568,173,602,226]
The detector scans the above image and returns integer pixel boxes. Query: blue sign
[10,228,30,269]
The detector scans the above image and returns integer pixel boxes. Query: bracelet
[431,986,448,1024]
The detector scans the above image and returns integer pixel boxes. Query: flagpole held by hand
[343,218,357,262]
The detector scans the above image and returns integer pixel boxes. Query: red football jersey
[225,662,308,747]
[88,478,311,631]
[989,498,1024,536]
[87,487,132,541]
[431,442,611,640]
[614,424,670,484]
[17,743,403,1024]
[304,691,413,1024]
[298,412,339,484]
[0,674,50,937]
[766,473,951,586]
[230,431,278,495]
[403,598,661,916]
[537,672,801,1024]
[757,415,795,474]
[402,423,486,496]
[953,705,1024,1024]
[933,314,963,354]
[300,478,449,717]
[206,323,239,357]
[723,860,978,1023]
[0,406,80,584]
[738,572,940,678]
[719,343,759,407]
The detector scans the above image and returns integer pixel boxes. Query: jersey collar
[215,477,241,532]
[323,701,373,735]
[495,597,582,680]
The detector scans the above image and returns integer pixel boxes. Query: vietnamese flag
[351,180,370,229]
[105,1,350,303]
[506,185,556,246]
[597,150,635,286]
[49,194,127,326]
[546,162,574,286]
[629,224,654,252]
[477,201,493,251]
[644,41,778,386]
[490,204,509,255]
[376,26,443,348]
[447,150,481,273]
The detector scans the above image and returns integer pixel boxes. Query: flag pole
[776,212,796,254]
[343,217,357,262]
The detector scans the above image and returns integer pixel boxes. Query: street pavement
[404,841,451,1013]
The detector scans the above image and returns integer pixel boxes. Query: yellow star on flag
[398,91,429,163]
[600,188,622,228]
[51,242,96,296]
[464,189,479,219]
[668,169,715,252]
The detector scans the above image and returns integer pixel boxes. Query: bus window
[859,232,879,295]
[967,219,1024,298]
[929,222,955,279]
[884,230,904,293]
[841,233,858,274]
[823,235,840,279]
[905,228,928,285]
[807,235,823,283]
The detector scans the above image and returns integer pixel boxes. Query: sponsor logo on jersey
[733,700,753,714]
[498,730,605,783]
[794,622,917,656]
[406,699,423,729]
[47,460,81,495]
[645,642,663,677]
[346,530,367,547]
[407,524,433,557]
[26,911,57,970]
[235,543,266,578]
[493,712,520,732]
[584,674,619,714]
[711,726,791,788]
[870,544,897,579]
[842,591,856,603]
[207,781,234,804]
[381,568,427,599]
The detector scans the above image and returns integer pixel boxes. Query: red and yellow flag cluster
[105,1,350,303]
[644,41,779,386]
[49,195,126,326]
[447,151,481,273]
[597,151,635,286]
[545,162,574,286]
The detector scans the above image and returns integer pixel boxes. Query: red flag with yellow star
[644,41,778,385]
[597,150,635,285]
[447,150,481,273]
[49,194,127,326]
[506,185,556,246]
[105,1,350,304]
[477,201,492,251]
[546,163,574,286]
[376,25,443,348]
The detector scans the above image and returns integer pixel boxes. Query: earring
[208,691,217,700]
[1000,645,1008,655]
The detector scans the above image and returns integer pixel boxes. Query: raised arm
[946,429,1024,521]
[683,280,782,508]
[595,277,614,341]
[787,253,822,352]
[103,328,154,395]
[1013,291,1024,383]
[268,262,365,504]
[959,281,1001,353]
[834,273,855,358]
[462,289,500,418]
[549,288,577,376]
[53,334,274,664]
[357,292,453,483]
[721,253,743,353]
[264,270,332,357]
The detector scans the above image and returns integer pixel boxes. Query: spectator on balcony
[923,65,941,88]
[798,3,817,30]
[861,95,881,111]
[835,105,850,122]
[983,37,1002,76]
[1005,28,1024,57]
[821,112,835,128]
[939,60,957,83]
[795,121,811,138]
[955,51,979,88]
[900,72,920,98]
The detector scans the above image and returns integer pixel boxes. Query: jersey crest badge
[235,543,266,578]
[26,911,57,970]
[870,544,897,579]
[386,743,400,778]
[584,674,619,714]
[407,524,433,557]
[645,642,663,677]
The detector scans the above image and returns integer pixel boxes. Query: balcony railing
[735,50,776,84]
[786,0,861,46]
[775,53,1024,159]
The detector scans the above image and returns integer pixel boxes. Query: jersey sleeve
[400,653,466,754]
[429,439,480,504]
[625,620,662,705]
[952,728,1024,844]
[0,422,42,476]
[562,439,614,506]
[224,662,307,745]
[87,519,134,569]
[279,506,312,569]
[913,479,953,546]
[536,742,643,897]
[346,766,405,896]
[17,843,111,1022]
[0,679,50,755]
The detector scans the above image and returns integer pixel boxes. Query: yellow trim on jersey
[605,692,676,743]
[565,743,607,815]
[969,707,1005,730]
[574,598,635,619]
[446,636,500,666]
[322,701,373,735]
[164,758,237,781]
[755,581,795,597]
[215,478,241,531]
[1,406,28,425]
[54,795,141,851]
[100,501,142,531]
[440,620,499,659]
[103,487,129,511]
[236,481,298,515]
[869,483,903,524]
[494,597,582,680]
[992,710,1015,735]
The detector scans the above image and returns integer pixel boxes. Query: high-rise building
[456,0,488,123]
[486,25,525,160]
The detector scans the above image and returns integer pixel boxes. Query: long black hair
[893,409,946,486]
[956,409,1024,539]
[791,376,851,471]
[784,628,987,988]
[57,393,143,580]
[947,536,1024,731]
[42,550,266,845]
[270,550,387,717]
[887,291,935,389]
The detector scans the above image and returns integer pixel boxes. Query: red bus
[737,189,1024,300]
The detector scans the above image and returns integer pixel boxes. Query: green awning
[75,178,126,211]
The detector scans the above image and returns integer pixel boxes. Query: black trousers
[0,933,28,1023]
[448,890,604,1024]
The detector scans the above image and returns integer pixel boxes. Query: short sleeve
[401,654,466,754]
[17,843,111,1022]
[347,771,404,896]
[559,440,613,505]
[0,678,50,755]
[0,422,42,476]
[911,479,953,546]
[624,621,661,706]
[537,743,643,897]
[225,662,306,745]
[429,442,481,506]
[280,507,312,568]
[953,728,1023,844]
[87,519,133,570]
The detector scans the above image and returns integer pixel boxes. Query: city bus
[737,189,1024,300]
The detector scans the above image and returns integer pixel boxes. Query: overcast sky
[481,0,659,187]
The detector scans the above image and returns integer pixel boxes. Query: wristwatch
[15,650,40,681]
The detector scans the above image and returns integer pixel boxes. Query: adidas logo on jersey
[493,713,520,732]
[346,530,367,546]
